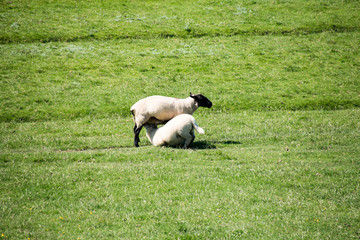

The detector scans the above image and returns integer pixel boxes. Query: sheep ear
[190,92,195,98]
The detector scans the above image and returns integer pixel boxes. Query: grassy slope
[1,33,359,122]
[1,0,359,42]
[1,110,359,239]
[1,0,359,239]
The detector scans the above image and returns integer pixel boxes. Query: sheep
[144,114,205,148]
[130,93,212,147]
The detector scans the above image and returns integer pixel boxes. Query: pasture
[1,0,359,239]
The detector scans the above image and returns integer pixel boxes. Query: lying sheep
[131,93,212,147]
[144,114,205,148]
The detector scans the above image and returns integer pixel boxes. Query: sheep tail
[192,120,205,134]
[131,109,136,122]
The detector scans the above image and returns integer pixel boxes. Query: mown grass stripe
[1,24,359,44]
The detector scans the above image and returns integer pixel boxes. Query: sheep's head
[190,93,213,108]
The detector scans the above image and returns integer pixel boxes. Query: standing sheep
[144,114,205,148]
[130,93,212,147]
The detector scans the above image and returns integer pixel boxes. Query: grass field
[1,0,359,239]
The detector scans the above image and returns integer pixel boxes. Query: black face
[190,93,212,108]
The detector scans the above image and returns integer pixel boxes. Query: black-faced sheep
[144,114,205,148]
[130,93,212,147]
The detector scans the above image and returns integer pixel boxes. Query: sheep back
[131,96,197,126]
[148,114,202,147]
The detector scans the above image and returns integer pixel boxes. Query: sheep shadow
[190,141,217,149]
[190,140,242,149]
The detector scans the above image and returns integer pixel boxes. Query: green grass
[1,32,359,122]
[1,0,360,239]
[1,0,359,43]
[1,110,359,239]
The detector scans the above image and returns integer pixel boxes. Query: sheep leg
[189,131,195,146]
[183,135,195,149]
[133,124,143,147]
[133,114,150,147]
[179,131,195,149]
